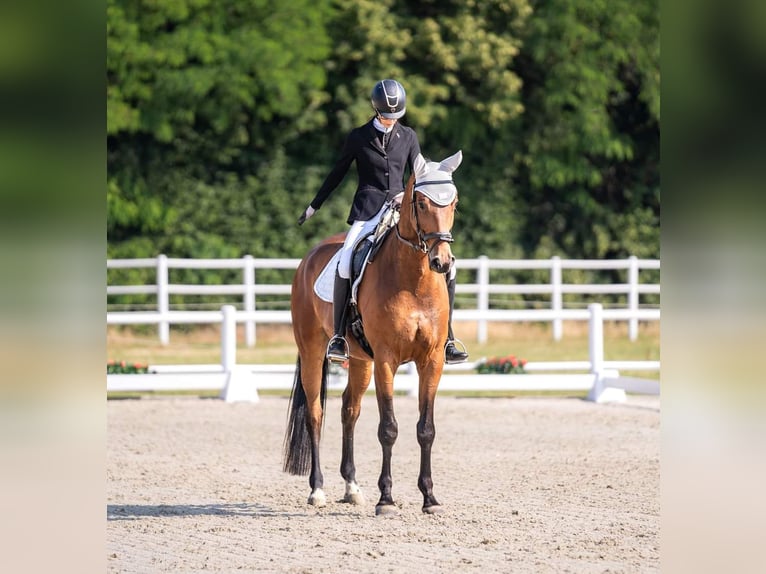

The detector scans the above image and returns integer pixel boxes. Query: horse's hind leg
[283,352,327,507]
[340,358,372,505]
[303,355,329,507]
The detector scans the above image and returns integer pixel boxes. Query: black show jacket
[309,118,421,224]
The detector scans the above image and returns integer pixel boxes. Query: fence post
[588,303,604,374]
[628,255,638,342]
[243,255,256,347]
[477,255,489,344]
[220,305,258,402]
[586,302,625,403]
[221,304,237,373]
[157,254,169,345]
[551,256,562,341]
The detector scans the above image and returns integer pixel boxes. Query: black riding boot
[326,271,351,363]
[445,275,469,364]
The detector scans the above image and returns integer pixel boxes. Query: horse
[283,151,463,515]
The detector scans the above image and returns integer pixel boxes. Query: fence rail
[107,254,660,345]
[106,304,660,404]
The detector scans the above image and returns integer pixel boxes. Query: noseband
[395,181,455,257]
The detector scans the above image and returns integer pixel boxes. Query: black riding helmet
[371,79,406,119]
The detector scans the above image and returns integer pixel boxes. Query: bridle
[395,180,455,257]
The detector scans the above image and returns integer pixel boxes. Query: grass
[107,320,660,380]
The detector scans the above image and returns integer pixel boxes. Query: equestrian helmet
[371,79,406,119]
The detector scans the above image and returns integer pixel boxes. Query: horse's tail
[282,355,328,476]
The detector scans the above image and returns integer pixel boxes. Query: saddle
[313,201,399,303]
[313,201,401,358]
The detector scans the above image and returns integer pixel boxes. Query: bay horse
[284,151,463,515]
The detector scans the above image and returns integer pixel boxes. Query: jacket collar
[367,119,399,152]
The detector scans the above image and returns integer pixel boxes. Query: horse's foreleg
[376,394,399,514]
[416,361,443,514]
[416,404,441,513]
[373,362,399,515]
[340,359,372,505]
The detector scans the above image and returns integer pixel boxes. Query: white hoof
[307,489,326,507]
[343,482,365,505]
[375,504,399,516]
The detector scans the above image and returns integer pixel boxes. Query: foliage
[107,0,660,270]
[107,0,334,257]
[514,0,660,260]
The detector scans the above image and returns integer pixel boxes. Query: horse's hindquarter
[291,234,344,348]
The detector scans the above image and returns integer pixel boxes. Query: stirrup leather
[444,338,469,364]
[326,335,349,363]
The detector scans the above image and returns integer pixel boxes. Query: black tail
[282,356,328,475]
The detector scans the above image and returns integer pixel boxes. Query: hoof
[375,503,399,517]
[422,504,444,515]
[343,491,365,505]
[343,482,365,505]
[307,489,327,507]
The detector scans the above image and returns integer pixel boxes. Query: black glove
[298,206,315,225]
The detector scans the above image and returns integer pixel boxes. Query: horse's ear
[413,153,429,180]
[439,150,463,174]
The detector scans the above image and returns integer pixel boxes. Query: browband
[414,179,453,188]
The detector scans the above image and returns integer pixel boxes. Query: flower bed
[107,360,150,374]
[475,355,527,374]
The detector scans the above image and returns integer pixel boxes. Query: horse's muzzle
[429,253,455,274]
[423,231,454,274]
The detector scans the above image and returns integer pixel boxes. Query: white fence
[107,255,660,345]
[106,303,660,404]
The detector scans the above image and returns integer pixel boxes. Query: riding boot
[326,271,351,363]
[445,275,469,364]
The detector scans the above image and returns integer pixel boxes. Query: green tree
[107,0,660,267]
[107,0,334,257]
[299,0,532,258]
[514,0,660,260]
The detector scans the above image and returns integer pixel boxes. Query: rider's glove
[298,206,315,225]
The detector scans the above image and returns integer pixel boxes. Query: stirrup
[326,336,349,363]
[444,338,469,365]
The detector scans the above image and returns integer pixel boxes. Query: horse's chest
[395,304,444,337]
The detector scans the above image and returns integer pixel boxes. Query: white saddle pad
[314,250,341,303]
[313,237,375,304]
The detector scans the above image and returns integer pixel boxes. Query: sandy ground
[107,394,659,573]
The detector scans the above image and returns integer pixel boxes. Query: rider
[298,79,468,365]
